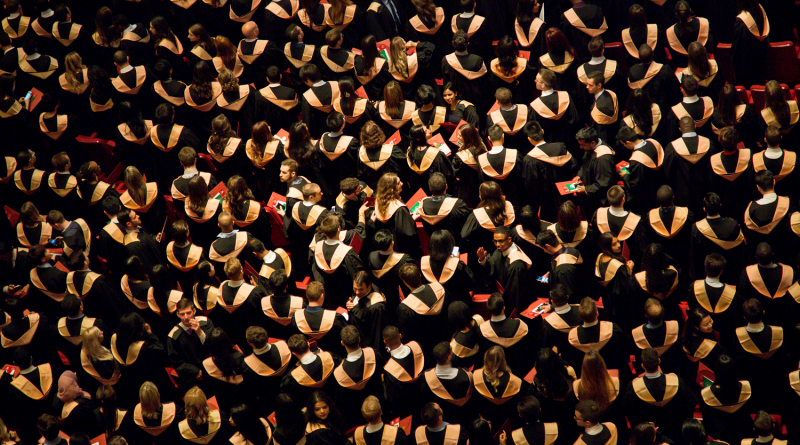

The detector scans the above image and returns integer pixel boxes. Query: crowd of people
[1,0,800,444]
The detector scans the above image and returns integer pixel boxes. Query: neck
[421,103,434,112]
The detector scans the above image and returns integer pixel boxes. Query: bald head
[218,212,233,232]
[679,116,696,134]
[242,21,259,39]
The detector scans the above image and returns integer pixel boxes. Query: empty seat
[766,42,800,85]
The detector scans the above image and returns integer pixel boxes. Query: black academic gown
[406,146,456,198]
[350,291,389,351]
[242,340,292,414]
[421,256,476,313]
[522,142,579,222]
[626,62,681,109]
[530,91,580,149]
[333,347,384,428]
[476,147,522,210]
[366,204,421,259]
[691,216,747,284]
[737,263,799,329]
[479,317,533,376]
[311,240,365,310]
[622,373,697,443]
[278,351,342,407]
[622,139,664,216]
[396,283,449,354]
[421,367,476,425]
[699,382,753,444]
[742,196,797,265]
[301,81,339,137]
[166,317,214,383]
[662,134,713,214]
[541,306,583,358]
[481,246,533,316]
[731,9,770,88]
[644,206,694,271]
[560,4,607,64]
[2,364,57,443]
[594,256,633,326]
[441,52,492,113]
[316,133,360,199]
[367,251,409,318]
[211,281,263,351]
[565,321,630,382]
[382,341,425,418]
[110,333,174,408]
[291,306,348,354]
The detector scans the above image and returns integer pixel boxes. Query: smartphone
[275,201,286,211]
[364,196,376,207]
[47,238,61,247]
[451,246,459,258]
[24,91,32,101]
[533,303,548,314]
[536,276,549,283]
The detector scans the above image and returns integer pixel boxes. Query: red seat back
[604,42,629,78]
[75,134,121,183]
[766,42,800,85]
[713,43,736,85]
[750,84,792,111]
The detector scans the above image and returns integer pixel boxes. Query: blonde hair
[482,346,512,390]
[389,37,409,79]
[375,173,401,216]
[361,396,382,422]
[218,68,239,94]
[184,386,210,424]
[124,166,147,206]
[64,52,87,90]
[82,326,113,360]
[577,350,616,411]
[139,382,161,420]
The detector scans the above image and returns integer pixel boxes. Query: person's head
[681,419,707,445]
[305,391,340,427]
[534,229,559,254]
[549,285,570,308]
[487,293,505,316]
[171,220,190,245]
[326,112,345,134]
[630,423,657,445]
[447,301,473,331]
[139,381,162,418]
[420,403,443,428]
[69,433,91,445]
[177,147,198,170]
[607,185,625,208]
[575,127,599,150]
[245,326,268,350]
[452,30,469,52]
[61,294,82,318]
[339,325,361,351]
[398,262,422,290]
[644,298,664,325]
[286,23,303,42]
[545,27,573,55]
[718,126,740,151]
[376,173,402,213]
[324,27,343,48]
[513,396,541,424]
[428,230,455,262]
[578,297,598,323]
[352,271,373,298]
[742,298,764,324]
[557,200,581,232]
[755,170,775,194]
[587,36,604,58]
[176,298,196,326]
[703,192,721,216]
[155,102,175,124]
[524,120,545,144]
[586,73,605,95]
[269,269,289,294]
[287,334,310,357]
[45,209,67,230]
[359,120,386,151]
[305,281,325,306]
[302,183,322,203]
[704,253,726,278]
[224,258,243,281]
[428,172,447,196]
[432,342,452,366]
[493,226,514,252]
[21,37,38,55]
[217,211,233,233]
[17,149,36,168]
[753,411,774,437]
[764,125,782,148]
[65,249,89,272]
[279,159,298,183]
[536,68,556,91]
[318,214,341,240]
[656,185,674,208]
[487,125,505,146]
[616,126,641,150]
[574,400,601,427]
[680,74,699,97]
[468,419,493,445]
[299,63,322,86]
[112,50,129,69]
[640,347,660,373]
[495,88,513,107]
[638,43,653,64]
[685,307,714,337]
[37,414,61,441]
[184,386,210,423]
[382,325,402,348]
[414,84,436,108]
[361,396,382,424]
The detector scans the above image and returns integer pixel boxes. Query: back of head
[656,185,674,207]
[575,400,601,424]
[681,419,707,445]
[269,269,289,293]
[704,253,726,278]
[753,410,773,437]
[755,242,774,265]
[398,262,422,289]
[487,293,505,316]
[630,423,657,445]
[640,348,659,373]
[420,403,442,427]
[516,396,541,423]
[742,298,763,324]
[432,342,452,365]
[607,185,625,207]
[644,298,664,325]
[578,297,598,323]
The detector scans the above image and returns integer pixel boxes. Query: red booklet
[385,130,402,145]
[520,298,550,319]
[267,192,287,213]
[555,180,582,195]
[448,120,468,146]
[276,129,289,143]
[210,181,227,199]
[406,188,427,213]
[355,86,368,99]
[427,134,448,155]
[616,160,630,173]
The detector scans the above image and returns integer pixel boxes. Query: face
[577,139,595,151]
[353,282,369,298]
[611,237,621,254]
[314,402,330,420]
[98,331,104,343]
[493,233,512,251]
[129,211,141,227]
[586,79,601,95]
[442,89,457,105]
[177,306,196,326]
[279,166,295,182]
[188,31,199,42]
[149,23,156,34]
[574,411,584,427]
[699,316,713,333]
[396,179,403,194]
[535,74,548,91]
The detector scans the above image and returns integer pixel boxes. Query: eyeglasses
[492,238,509,244]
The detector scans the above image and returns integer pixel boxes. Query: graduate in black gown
[348,271,389,352]
[291,281,348,353]
[166,298,214,390]
[441,31,491,114]
[731,0,770,89]
[333,325,385,428]
[421,230,475,311]
[616,127,664,217]
[531,69,580,150]
[381,325,425,419]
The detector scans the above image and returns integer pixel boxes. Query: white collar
[454,50,468,56]
[682,132,697,138]
[634,140,647,149]
[644,371,662,379]
[245,38,258,43]
[534,140,546,147]
[434,364,459,379]
[328,131,343,138]
[585,424,604,435]
[646,321,663,330]
[390,344,411,359]
[228,279,244,288]
[41,9,54,17]
[488,145,504,155]
[608,206,627,217]
[312,80,326,87]
[25,52,41,60]
[302,200,315,207]
[346,348,363,362]
[756,436,774,443]
[119,65,134,74]
[683,95,700,104]
[365,423,384,434]
[182,168,199,179]
[588,56,605,65]
[594,89,605,100]
[582,320,599,328]
[428,423,448,433]
[501,244,518,257]
[8,13,20,19]
[554,304,571,314]
[746,322,765,333]
[324,239,341,245]
[253,344,272,354]
[491,314,506,322]
[500,104,517,112]
[765,147,783,160]
[706,214,720,220]
[20,365,36,374]
[756,192,777,205]
[124,24,136,33]
[460,12,475,18]
[299,352,318,364]
[380,249,394,255]
[541,89,554,97]
[263,251,277,263]
[268,83,281,88]
[705,277,723,288]
[217,229,239,238]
